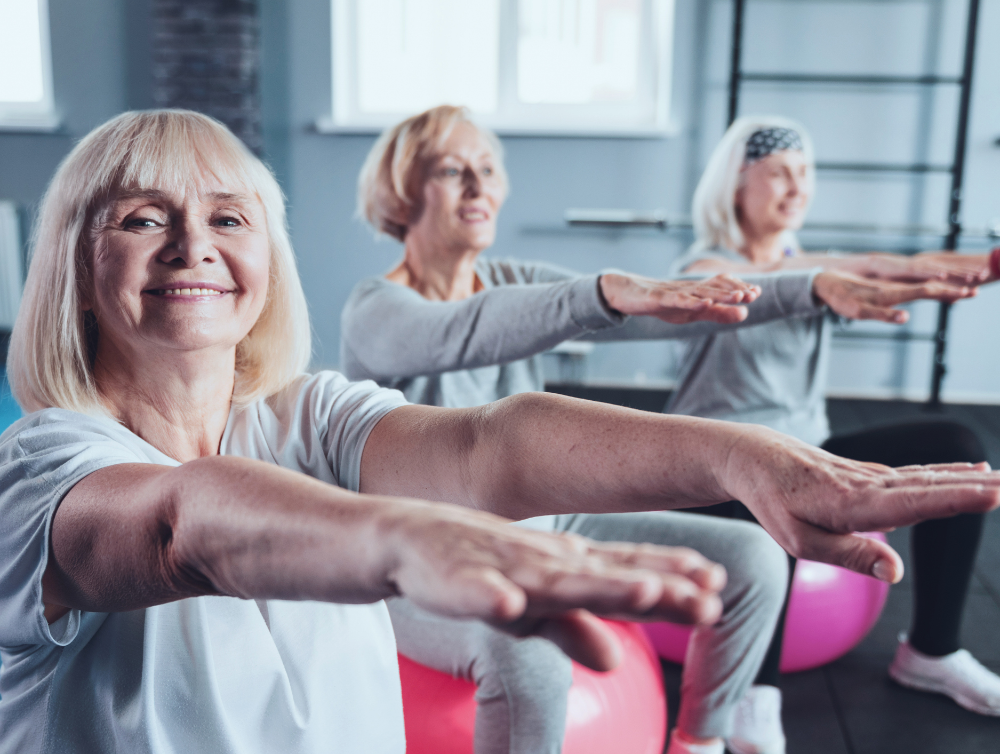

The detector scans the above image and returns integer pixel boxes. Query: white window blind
[327,0,675,136]
[0,0,56,130]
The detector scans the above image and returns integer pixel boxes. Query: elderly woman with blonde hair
[340,105,983,754]
[667,114,1000,753]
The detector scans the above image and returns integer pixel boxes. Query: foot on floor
[889,634,1000,716]
[726,684,786,754]
[666,730,725,754]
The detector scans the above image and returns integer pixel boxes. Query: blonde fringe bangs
[9,109,311,416]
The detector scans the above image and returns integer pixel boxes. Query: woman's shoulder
[234,372,410,488]
[255,372,409,428]
[342,273,424,324]
[0,408,149,463]
[670,245,743,275]
[477,256,580,286]
[344,273,403,304]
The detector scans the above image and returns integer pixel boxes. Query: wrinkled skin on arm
[362,394,1000,586]
[42,393,1000,673]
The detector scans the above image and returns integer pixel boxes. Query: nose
[461,166,482,199]
[788,171,808,198]
[157,215,219,268]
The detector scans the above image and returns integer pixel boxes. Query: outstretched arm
[686,250,992,285]
[340,272,760,382]
[42,455,726,670]
[585,268,976,342]
[361,393,1000,584]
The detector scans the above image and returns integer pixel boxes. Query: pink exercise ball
[643,532,890,673]
[398,619,667,754]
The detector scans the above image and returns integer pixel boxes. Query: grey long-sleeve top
[340,257,823,409]
[666,247,833,446]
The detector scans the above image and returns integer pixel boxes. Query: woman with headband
[669,115,1000,754]
[341,105,978,754]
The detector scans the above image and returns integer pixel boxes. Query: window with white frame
[327,0,675,135]
[0,0,56,130]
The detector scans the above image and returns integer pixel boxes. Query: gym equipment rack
[726,0,982,407]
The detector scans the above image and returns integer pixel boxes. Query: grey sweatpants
[388,510,788,753]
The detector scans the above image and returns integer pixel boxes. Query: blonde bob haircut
[357,105,509,241]
[9,109,312,415]
[691,114,815,255]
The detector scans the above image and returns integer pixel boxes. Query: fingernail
[872,560,894,583]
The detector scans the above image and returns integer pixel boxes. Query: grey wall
[2,0,998,402]
[0,0,152,212]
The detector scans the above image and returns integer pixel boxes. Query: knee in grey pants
[389,511,787,750]
[556,511,788,739]
[387,597,573,754]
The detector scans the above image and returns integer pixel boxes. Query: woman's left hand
[599,272,762,324]
[862,251,990,285]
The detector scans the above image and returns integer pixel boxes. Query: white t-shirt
[0,372,410,754]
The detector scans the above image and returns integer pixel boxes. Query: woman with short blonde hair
[9,109,311,415]
[358,104,508,241]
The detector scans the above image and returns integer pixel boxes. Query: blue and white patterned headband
[743,127,803,165]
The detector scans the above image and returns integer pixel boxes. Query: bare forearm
[45,457,411,613]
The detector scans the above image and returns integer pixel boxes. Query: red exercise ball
[398,620,667,754]
[644,532,890,673]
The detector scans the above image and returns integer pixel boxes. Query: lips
[458,206,490,222]
[145,283,231,297]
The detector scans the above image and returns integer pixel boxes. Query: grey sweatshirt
[666,247,833,445]
[340,257,824,409]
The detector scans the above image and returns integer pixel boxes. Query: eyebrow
[113,189,170,202]
[111,189,253,204]
[435,151,495,164]
[205,192,252,202]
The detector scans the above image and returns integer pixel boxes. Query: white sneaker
[726,685,786,754]
[665,732,725,754]
[889,634,1000,716]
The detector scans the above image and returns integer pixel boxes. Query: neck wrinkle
[392,241,483,302]
[93,339,237,463]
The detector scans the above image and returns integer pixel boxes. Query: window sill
[313,117,682,140]
[0,113,62,133]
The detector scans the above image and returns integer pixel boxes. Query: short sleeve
[0,411,146,648]
[309,373,409,492]
[246,372,410,493]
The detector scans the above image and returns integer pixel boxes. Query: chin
[472,228,497,249]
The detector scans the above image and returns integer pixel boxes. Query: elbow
[157,457,242,601]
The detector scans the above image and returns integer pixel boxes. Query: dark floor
[546,385,1000,754]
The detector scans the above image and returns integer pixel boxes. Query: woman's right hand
[811,269,976,322]
[380,499,726,670]
[599,272,762,324]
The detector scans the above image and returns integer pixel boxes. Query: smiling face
[735,149,812,239]
[86,178,271,365]
[405,121,505,256]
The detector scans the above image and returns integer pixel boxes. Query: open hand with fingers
[599,272,762,324]
[717,424,1000,584]
[812,269,976,323]
[382,500,726,670]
